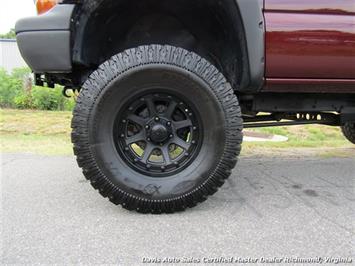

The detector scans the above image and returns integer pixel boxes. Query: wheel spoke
[141,143,155,163]
[161,146,172,164]
[126,131,145,144]
[146,98,156,116]
[165,100,177,118]
[172,137,190,151]
[127,114,146,127]
[173,119,192,130]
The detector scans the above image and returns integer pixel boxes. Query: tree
[0,29,16,39]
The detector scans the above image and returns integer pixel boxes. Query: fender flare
[236,0,265,91]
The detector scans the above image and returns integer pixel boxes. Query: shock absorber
[62,87,79,98]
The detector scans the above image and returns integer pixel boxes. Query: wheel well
[71,0,249,90]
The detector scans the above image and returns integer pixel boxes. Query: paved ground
[1,154,354,265]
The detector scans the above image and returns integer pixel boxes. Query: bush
[14,91,33,109]
[32,86,63,110]
[0,67,75,111]
[0,68,23,108]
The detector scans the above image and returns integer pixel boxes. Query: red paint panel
[266,78,355,93]
[265,11,355,79]
[265,0,355,15]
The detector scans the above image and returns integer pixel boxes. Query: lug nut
[147,138,151,142]
[193,126,197,131]
[191,140,196,144]
[169,134,174,138]
[155,117,160,122]
[184,152,189,157]
[167,121,172,127]
[122,119,127,123]
[161,166,166,170]
[120,134,125,138]
[125,147,129,151]
[145,125,150,130]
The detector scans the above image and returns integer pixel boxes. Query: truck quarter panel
[265,0,355,79]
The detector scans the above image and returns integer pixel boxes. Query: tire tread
[341,123,355,144]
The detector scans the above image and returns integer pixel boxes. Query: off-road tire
[71,45,243,213]
[341,122,355,144]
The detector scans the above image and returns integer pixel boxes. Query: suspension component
[62,87,80,98]
[243,112,340,128]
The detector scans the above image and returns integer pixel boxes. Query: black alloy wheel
[115,92,202,177]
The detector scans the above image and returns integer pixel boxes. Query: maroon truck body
[264,0,355,93]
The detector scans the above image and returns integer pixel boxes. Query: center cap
[150,124,168,143]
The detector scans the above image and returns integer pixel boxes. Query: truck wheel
[71,45,243,213]
[341,122,355,144]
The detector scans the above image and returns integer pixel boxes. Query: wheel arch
[69,0,264,92]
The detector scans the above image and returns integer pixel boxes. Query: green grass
[1,108,354,157]
[0,109,73,155]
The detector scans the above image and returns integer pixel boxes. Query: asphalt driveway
[1,154,354,264]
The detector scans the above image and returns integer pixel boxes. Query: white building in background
[0,39,28,73]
